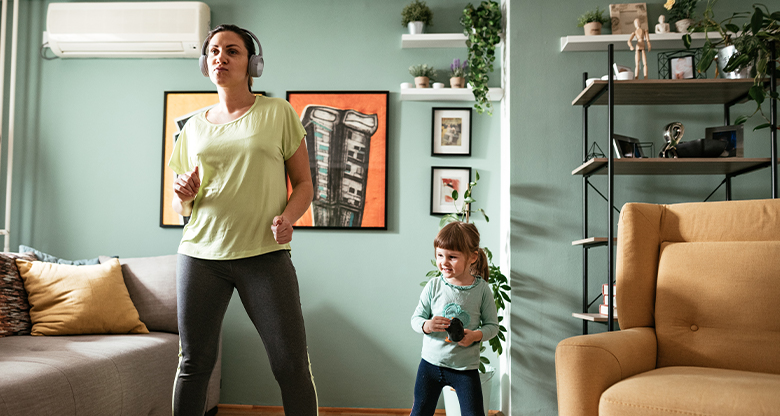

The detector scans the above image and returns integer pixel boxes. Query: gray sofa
[0,254,220,416]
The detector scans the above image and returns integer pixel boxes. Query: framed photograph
[706,125,744,157]
[670,55,696,79]
[431,167,471,215]
[612,134,645,159]
[159,91,265,228]
[658,49,706,79]
[432,107,472,156]
[287,91,389,229]
[609,3,648,34]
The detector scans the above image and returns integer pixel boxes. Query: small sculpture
[660,122,684,158]
[628,18,651,79]
[445,317,465,343]
[655,15,670,34]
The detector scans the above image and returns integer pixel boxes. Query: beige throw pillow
[15,258,149,336]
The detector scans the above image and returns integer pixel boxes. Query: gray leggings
[172,251,318,416]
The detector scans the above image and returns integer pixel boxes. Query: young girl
[410,221,499,416]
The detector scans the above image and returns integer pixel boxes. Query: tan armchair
[555,199,780,416]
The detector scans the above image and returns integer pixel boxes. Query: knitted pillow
[0,252,38,337]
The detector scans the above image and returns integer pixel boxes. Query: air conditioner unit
[46,2,210,58]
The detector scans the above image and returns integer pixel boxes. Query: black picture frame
[160,90,265,228]
[430,166,472,215]
[658,49,706,80]
[432,107,472,156]
[705,124,744,157]
[286,90,389,230]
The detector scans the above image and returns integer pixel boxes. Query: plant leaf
[754,123,771,131]
[451,189,458,201]
[420,281,428,287]
[749,85,765,105]
[475,170,480,181]
[480,356,490,364]
[751,7,764,35]
[683,34,692,49]
[734,115,748,125]
[479,362,486,373]
[724,23,740,33]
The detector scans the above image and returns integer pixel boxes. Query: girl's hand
[173,166,200,203]
[271,215,293,244]
[423,316,451,334]
[457,329,483,347]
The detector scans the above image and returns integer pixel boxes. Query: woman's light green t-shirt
[168,96,306,260]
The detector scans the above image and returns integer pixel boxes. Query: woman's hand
[457,329,483,347]
[423,316,451,334]
[271,215,293,244]
[173,166,200,204]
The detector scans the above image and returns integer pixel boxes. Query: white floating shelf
[400,88,503,101]
[560,32,723,52]
[402,33,468,48]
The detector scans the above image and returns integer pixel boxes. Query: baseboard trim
[217,404,503,416]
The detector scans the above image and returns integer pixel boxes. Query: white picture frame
[432,107,472,156]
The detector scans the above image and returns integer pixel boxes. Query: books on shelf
[600,284,617,317]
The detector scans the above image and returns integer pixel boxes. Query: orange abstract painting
[286,91,388,229]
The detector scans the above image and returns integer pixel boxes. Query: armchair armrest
[555,327,657,416]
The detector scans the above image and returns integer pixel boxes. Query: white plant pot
[408,21,425,35]
[675,18,693,33]
[442,366,495,416]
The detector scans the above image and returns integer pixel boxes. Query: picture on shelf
[706,125,744,157]
[670,55,695,79]
[609,3,648,34]
[430,166,471,215]
[612,134,646,158]
[432,107,472,156]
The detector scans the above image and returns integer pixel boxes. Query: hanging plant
[461,1,502,116]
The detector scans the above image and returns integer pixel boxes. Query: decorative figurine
[655,15,670,34]
[628,18,652,79]
[660,122,684,158]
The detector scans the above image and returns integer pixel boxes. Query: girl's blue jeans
[411,358,484,416]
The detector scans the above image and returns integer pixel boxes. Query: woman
[168,24,317,416]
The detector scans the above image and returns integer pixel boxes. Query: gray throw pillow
[19,245,100,265]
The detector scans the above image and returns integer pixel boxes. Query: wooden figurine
[628,18,651,79]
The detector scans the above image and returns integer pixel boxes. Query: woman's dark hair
[204,24,255,90]
[434,221,489,281]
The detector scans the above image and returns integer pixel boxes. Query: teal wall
[7,0,502,410]
[509,0,772,414]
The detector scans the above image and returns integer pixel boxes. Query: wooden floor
[217,405,504,416]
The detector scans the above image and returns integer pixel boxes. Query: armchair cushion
[600,366,780,416]
[655,240,780,374]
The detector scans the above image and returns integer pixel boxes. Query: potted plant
[577,7,610,36]
[409,64,436,88]
[461,1,502,116]
[664,0,700,32]
[402,0,433,35]
[423,171,509,415]
[449,58,468,88]
[685,0,779,130]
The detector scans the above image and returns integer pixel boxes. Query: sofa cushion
[0,333,179,416]
[99,254,179,333]
[600,366,780,416]
[655,241,780,374]
[0,252,37,337]
[15,259,149,336]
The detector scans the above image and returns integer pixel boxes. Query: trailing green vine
[461,1,502,116]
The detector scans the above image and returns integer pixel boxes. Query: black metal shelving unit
[572,44,778,335]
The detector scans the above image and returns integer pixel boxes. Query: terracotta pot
[675,18,693,33]
[450,77,465,88]
[414,76,430,88]
[583,21,602,36]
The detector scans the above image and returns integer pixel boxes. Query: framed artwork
[670,55,696,79]
[432,107,472,156]
[706,125,744,157]
[286,91,389,230]
[658,49,706,79]
[159,90,265,228]
[609,3,648,34]
[431,166,471,215]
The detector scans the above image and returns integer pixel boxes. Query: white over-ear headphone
[200,27,264,78]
